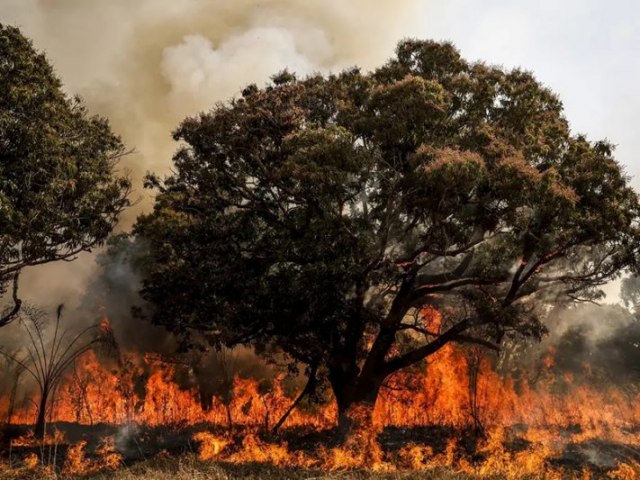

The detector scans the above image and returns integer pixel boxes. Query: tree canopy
[0,24,131,326]
[134,39,640,428]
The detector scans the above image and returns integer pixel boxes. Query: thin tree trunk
[272,363,318,435]
[224,403,233,433]
[262,397,270,433]
[467,347,485,436]
[34,391,48,439]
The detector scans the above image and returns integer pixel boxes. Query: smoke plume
[0,0,428,311]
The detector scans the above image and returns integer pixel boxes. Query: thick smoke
[0,0,428,313]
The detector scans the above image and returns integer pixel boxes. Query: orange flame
[3,328,640,476]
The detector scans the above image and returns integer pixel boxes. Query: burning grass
[2,421,640,479]
[4,345,640,434]
[2,343,640,478]
[0,454,495,480]
[1,453,639,480]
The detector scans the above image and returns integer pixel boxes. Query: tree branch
[384,317,474,373]
[396,229,488,266]
[0,273,22,327]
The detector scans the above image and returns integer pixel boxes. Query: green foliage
[134,40,640,409]
[0,24,131,325]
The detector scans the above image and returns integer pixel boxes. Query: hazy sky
[422,0,639,188]
[0,0,637,305]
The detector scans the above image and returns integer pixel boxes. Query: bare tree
[0,305,117,437]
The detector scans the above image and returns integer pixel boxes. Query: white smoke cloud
[161,28,325,114]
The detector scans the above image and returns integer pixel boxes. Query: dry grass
[0,454,505,480]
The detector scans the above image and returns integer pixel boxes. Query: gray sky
[0,0,637,306]
[420,0,639,187]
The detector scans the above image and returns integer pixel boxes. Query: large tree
[135,40,640,431]
[0,24,131,326]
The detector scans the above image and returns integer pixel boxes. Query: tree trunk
[337,397,377,436]
[467,349,484,436]
[332,375,384,439]
[272,362,318,435]
[34,391,48,439]
[334,383,386,467]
